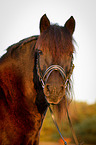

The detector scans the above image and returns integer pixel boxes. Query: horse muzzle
[44,83,65,104]
[42,65,66,104]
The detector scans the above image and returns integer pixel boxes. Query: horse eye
[38,50,43,55]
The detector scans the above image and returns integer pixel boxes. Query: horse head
[35,14,75,105]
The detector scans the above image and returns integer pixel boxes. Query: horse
[0,14,75,145]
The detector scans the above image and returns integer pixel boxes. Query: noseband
[42,65,66,86]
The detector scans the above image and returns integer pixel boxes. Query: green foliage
[75,115,96,144]
[40,102,96,144]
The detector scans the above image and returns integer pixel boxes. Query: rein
[49,103,80,145]
[49,106,67,145]
[36,51,80,145]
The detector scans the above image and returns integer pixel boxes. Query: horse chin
[45,96,63,105]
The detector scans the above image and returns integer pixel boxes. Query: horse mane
[36,24,74,57]
[1,36,38,60]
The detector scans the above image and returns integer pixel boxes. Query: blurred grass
[40,101,96,144]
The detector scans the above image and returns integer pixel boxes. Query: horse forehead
[42,48,68,61]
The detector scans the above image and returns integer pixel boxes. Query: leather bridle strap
[49,106,67,145]
[65,105,80,145]
[43,65,66,85]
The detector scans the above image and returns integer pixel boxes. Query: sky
[0,0,96,104]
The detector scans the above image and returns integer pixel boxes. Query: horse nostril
[60,85,64,93]
[44,84,50,96]
[46,84,50,92]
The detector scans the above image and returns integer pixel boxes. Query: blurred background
[0,0,96,144]
[40,102,96,144]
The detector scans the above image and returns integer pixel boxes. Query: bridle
[36,50,81,145]
[38,65,67,88]
[36,50,74,89]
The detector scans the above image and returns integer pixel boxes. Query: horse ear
[40,14,50,33]
[64,16,75,35]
